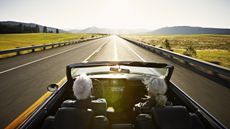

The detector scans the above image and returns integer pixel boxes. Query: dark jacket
[134,97,156,113]
[134,96,171,113]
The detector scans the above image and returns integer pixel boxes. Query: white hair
[143,76,168,106]
[73,74,92,100]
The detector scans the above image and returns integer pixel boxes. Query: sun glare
[0,0,230,29]
[96,0,142,29]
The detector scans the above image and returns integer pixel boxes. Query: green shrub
[183,45,197,57]
[161,39,171,50]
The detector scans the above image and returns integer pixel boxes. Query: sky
[0,0,230,30]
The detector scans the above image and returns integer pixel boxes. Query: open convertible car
[15,61,226,129]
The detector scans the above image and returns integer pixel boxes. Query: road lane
[0,35,229,128]
[0,38,108,72]
[89,35,230,128]
[0,37,109,128]
[116,36,230,126]
[91,36,141,61]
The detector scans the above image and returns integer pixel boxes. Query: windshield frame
[66,61,174,82]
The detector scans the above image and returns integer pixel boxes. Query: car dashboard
[92,78,147,112]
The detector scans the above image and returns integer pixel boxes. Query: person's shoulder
[145,97,156,106]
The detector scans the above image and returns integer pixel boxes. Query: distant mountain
[150,26,230,35]
[1,22,229,35]
[68,26,230,35]
[67,29,82,33]
[0,21,65,34]
[80,27,114,34]
[68,26,149,34]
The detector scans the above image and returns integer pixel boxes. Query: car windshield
[71,65,169,79]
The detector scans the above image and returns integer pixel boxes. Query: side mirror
[47,84,59,92]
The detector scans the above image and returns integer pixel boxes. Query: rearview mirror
[110,67,130,73]
[47,84,59,92]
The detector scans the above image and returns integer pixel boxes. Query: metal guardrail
[0,36,102,57]
[121,37,230,85]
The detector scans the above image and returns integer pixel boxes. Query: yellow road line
[5,77,66,129]
[5,40,106,129]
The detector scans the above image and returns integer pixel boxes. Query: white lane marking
[113,37,118,60]
[82,42,107,62]
[121,40,162,76]
[0,41,99,75]
[121,41,146,61]
[72,42,107,75]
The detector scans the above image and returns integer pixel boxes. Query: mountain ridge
[68,26,149,34]
[1,21,230,35]
[69,26,230,35]
[150,26,230,35]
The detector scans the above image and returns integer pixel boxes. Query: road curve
[0,35,229,128]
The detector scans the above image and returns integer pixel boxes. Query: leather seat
[152,106,192,129]
[111,123,133,129]
[62,98,107,115]
[93,115,110,129]
[61,99,76,107]
[41,107,109,129]
[135,106,206,129]
[135,114,155,129]
[54,107,93,129]
[40,116,55,129]
[190,113,205,129]
[91,98,107,115]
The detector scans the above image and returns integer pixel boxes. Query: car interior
[40,77,206,129]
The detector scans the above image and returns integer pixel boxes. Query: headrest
[152,106,192,129]
[61,100,76,107]
[135,114,154,129]
[61,98,91,109]
[92,98,107,115]
[61,98,107,115]
[54,107,93,129]
[93,116,109,129]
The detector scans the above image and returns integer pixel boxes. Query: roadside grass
[197,50,230,68]
[173,49,230,68]
[0,33,102,50]
[125,34,230,68]
[126,34,230,50]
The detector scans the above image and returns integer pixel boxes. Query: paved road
[0,35,229,128]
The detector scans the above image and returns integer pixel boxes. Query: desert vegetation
[124,34,230,68]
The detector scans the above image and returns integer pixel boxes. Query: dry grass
[125,34,230,68]
[173,49,230,67]
[0,33,102,50]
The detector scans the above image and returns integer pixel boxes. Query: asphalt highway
[0,35,229,128]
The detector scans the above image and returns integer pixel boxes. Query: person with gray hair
[61,74,108,115]
[73,73,93,100]
[62,74,94,109]
[134,76,169,113]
